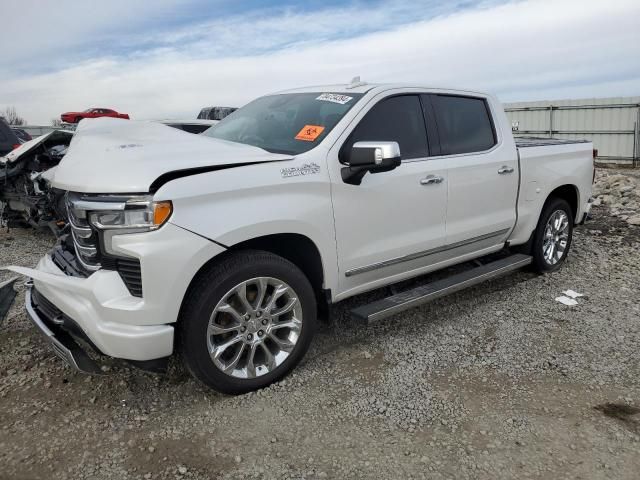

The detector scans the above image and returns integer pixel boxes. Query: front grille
[63,192,144,297]
[66,193,101,271]
[102,257,143,297]
[51,242,88,278]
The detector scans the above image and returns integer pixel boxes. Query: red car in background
[60,108,130,124]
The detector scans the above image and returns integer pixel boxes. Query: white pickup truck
[5,81,594,394]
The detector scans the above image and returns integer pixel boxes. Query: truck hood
[52,118,293,193]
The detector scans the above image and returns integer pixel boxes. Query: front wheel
[179,250,317,394]
[531,197,574,273]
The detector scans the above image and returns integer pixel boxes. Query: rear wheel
[530,197,574,273]
[179,250,316,394]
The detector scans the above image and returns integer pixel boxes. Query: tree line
[1,106,26,126]
[1,107,64,127]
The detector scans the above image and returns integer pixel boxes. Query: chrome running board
[351,254,532,324]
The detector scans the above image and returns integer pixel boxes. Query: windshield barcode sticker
[316,93,353,104]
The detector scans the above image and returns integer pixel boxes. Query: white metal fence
[505,97,640,167]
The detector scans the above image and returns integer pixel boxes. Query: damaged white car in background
[0,131,74,233]
[0,117,226,234]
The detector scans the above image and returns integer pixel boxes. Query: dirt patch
[595,403,640,433]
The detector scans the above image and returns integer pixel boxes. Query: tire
[530,197,574,273]
[179,250,317,394]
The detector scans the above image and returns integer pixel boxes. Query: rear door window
[343,95,429,161]
[430,95,496,155]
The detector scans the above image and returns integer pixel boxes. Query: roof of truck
[275,80,492,98]
[276,82,375,95]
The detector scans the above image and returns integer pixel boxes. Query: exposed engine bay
[0,131,74,234]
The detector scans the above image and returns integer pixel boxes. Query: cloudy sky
[1,0,639,124]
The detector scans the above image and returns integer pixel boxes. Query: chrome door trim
[420,175,444,185]
[344,228,510,277]
[498,166,515,174]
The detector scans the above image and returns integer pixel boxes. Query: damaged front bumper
[5,222,226,373]
[25,281,171,373]
[11,252,175,364]
[25,281,103,373]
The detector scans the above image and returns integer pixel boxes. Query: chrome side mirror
[342,141,401,185]
[349,141,401,167]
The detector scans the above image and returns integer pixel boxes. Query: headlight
[84,195,172,257]
[88,197,172,231]
[67,192,173,265]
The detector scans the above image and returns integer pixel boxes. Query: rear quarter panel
[509,142,593,245]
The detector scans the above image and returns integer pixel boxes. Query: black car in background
[197,106,237,121]
[0,117,22,156]
[11,127,32,142]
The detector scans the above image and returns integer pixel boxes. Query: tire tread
[530,196,574,273]
[178,249,316,394]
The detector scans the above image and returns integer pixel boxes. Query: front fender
[155,158,339,293]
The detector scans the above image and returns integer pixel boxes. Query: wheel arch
[227,233,326,297]
[511,183,580,251]
[178,233,329,325]
[547,184,579,222]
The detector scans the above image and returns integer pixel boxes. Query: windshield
[202,92,363,154]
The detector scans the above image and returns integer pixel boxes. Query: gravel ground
[1,168,640,480]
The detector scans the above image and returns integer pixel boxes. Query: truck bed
[515,136,591,148]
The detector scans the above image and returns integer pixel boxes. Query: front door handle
[420,175,444,185]
[498,166,515,174]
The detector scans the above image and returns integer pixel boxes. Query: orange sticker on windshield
[295,125,325,141]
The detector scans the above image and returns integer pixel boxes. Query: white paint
[2,222,225,360]
[51,117,291,193]
[509,142,594,245]
[5,83,594,361]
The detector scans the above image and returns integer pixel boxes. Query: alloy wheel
[542,210,570,265]
[206,277,303,379]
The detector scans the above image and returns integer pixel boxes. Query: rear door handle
[498,166,515,174]
[420,175,444,185]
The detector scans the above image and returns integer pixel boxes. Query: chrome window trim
[401,140,502,163]
[426,93,501,157]
[330,88,504,166]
